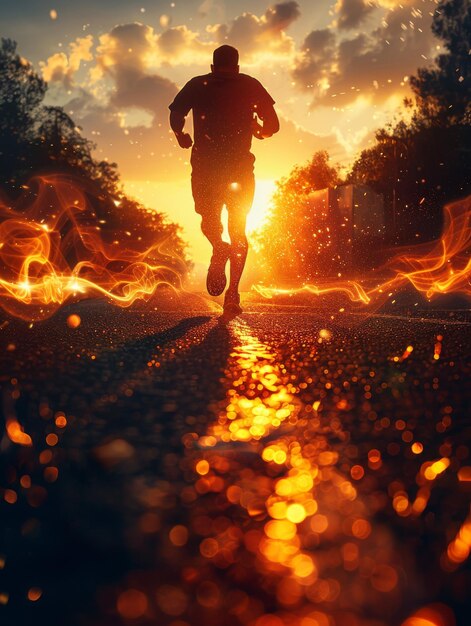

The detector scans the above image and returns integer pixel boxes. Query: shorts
[191,153,255,220]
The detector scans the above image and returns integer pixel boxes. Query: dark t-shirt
[169,72,275,164]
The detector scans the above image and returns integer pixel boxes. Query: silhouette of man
[169,45,279,315]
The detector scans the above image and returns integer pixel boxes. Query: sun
[246,179,277,234]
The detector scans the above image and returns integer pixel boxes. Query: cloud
[40,35,93,87]
[44,1,302,92]
[92,20,212,72]
[334,0,375,30]
[45,23,182,181]
[94,23,156,77]
[376,0,417,7]
[82,1,301,101]
[264,1,301,29]
[209,1,301,63]
[93,23,178,119]
[293,29,337,90]
[157,25,213,64]
[293,1,438,107]
[90,4,298,73]
[333,0,426,31]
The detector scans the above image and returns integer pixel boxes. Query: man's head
[211,45,239,74]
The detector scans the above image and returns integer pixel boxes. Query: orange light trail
[254,196,471,305]
[0,175,185,320]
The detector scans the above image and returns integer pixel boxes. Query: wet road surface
[1,301,470,626]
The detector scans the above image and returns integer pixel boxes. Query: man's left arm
[170,110,193,149]
[253,104,280,140]
[252,81,280,140]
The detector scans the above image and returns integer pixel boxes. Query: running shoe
[223,290,243,316]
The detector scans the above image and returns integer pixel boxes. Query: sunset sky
[2,0,442,272]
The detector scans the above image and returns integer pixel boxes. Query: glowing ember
[27,588,42,602]
[6,418,32,446]
[67,314,81,328]
[401,603,456,626]
[117,589,148,619]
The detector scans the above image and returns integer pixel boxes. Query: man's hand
[252,107,280,140]
[175,131,193,149]
[252,114,278,140]
[252,117,265,140]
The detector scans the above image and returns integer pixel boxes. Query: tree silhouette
[253,151,343,282]
[349,0,471,243]
[410,0,471,126]
[0,39,47,184]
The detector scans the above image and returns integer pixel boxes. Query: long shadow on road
[2,311,234,626]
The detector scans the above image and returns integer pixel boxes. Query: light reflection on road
[192,319,405,624]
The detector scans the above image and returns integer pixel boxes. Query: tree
[410,0,471,126]
[254,151,343,282]
[349,0,471,243]
[0,39,47,183]
[0,38,118,191]
[0,39,46,132]
[35,106,95,172]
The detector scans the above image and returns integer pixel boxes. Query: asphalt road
[1,299,470,626]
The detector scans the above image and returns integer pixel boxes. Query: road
[1,299,470,626]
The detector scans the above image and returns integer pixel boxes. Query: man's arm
[169,110,193,149]
[253,104,280,140]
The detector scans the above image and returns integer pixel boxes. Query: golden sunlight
[246,179,277,234]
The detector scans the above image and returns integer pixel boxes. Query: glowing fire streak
[0,175,185,320]
[254,196,471,305]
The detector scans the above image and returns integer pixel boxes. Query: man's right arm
[169,110,193,149]
[169,79,195,149]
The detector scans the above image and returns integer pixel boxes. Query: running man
[169,45,279,316]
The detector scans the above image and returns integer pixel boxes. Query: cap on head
[212,45,239,69]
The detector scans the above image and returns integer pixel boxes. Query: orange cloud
[208,1,301,64]
[40,35,93,87]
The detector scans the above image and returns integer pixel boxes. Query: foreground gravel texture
[1,299,470,626]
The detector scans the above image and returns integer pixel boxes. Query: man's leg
[227,211,249,296]
[200,212,232,296]
[199,211,224,249]
[192,170,224,248]
[192,170,231,296]
[225,170,255,303]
